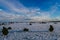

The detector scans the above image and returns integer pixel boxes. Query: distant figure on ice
[23,28,29,32]
[2,27,9,36]
[49,25,54,32]
[2,27,12,36]
[8,27,12,30]
[29,22,32,25]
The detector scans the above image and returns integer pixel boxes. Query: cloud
[49,3,58,14]
[28,3,60,22]
[0,10,24,21]
[55,16,60,21]
[0,0,60,22]
[0,9,3,11]
[29,12,51,22]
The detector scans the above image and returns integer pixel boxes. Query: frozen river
[0,22,60,40]
[0,31,60,40]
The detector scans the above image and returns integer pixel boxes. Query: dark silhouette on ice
[23,28,29,32]
[2,27,9,35]
[8,27,12,30]
[2,27,12,36]
[49,25,54,32]
[29,22,32,25]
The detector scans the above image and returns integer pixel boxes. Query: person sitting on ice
[2,27,9,36]
[2,27,12,36]
[49,25,54,32]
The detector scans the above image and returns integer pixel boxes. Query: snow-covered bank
[0,22,60,32]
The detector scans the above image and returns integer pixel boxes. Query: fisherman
[2,27,9,35]
[49,25,54,32]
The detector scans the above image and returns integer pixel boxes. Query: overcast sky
[0,0,60,22]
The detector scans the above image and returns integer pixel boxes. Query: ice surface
[0,31,60,40]
[0,22,60,32]
[0,22,60,40]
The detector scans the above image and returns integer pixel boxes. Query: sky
[0,0,60,22]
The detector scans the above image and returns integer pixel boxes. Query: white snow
[1,22,60,32]
[0,22,60,40]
